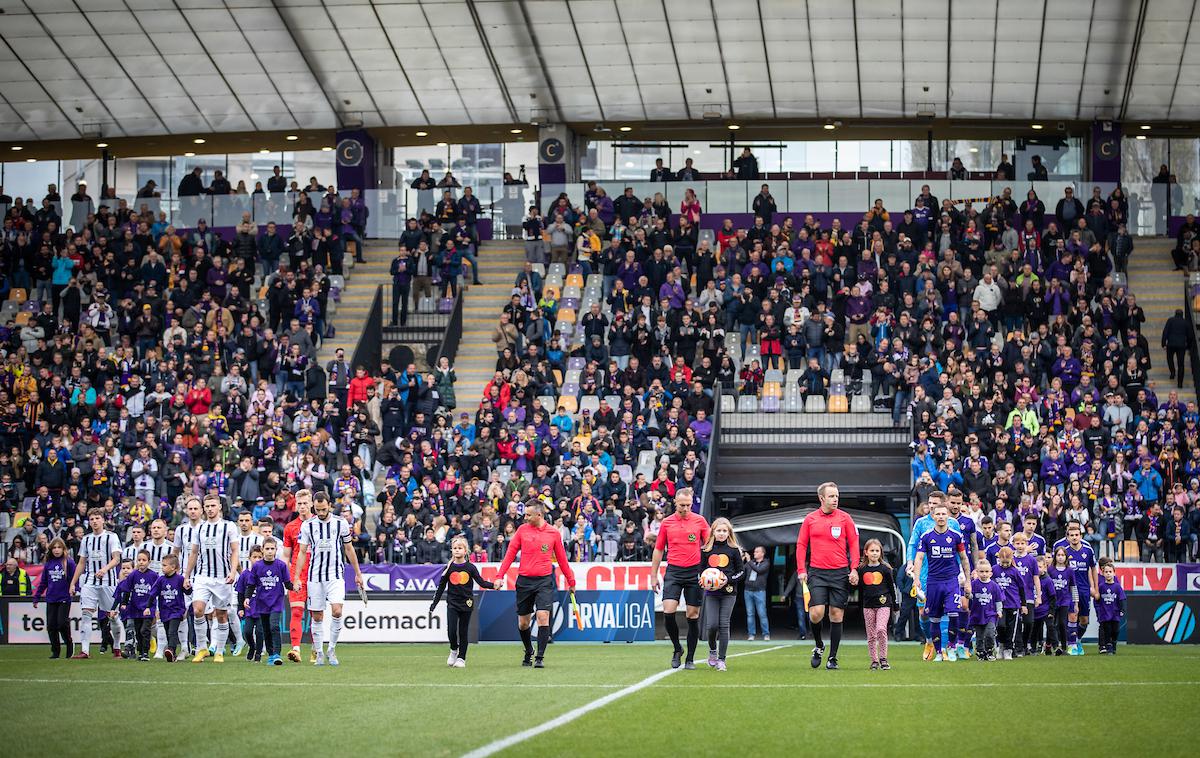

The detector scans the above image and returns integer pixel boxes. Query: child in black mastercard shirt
[430,536,495,668]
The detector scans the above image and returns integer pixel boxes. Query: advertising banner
[334,598,465,644]
[476,590,655,643]
[4,601,96,645]
[1125,594,1200,644]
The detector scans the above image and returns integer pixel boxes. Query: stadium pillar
[537,124,581,185]
[335,128,377,191]
[1090,121,1121,183]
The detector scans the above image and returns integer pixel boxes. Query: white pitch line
[460,644,793,758]
[650,680,1200,689]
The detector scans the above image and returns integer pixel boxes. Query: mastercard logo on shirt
[449,571,470,585]
[708,554,729,568]
[862,571,884,586]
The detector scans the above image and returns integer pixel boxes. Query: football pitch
[2,643,1198,757]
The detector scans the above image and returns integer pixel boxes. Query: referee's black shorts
[662,563,703,608]
[515,574,556,615]
[807,566,850,610]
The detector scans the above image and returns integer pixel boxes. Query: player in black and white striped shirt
[229,510,263,656]
[184,496,239,663]
[174,498,204,656]
[69,510,122,659]
[295,491,364,666]
[146,519,176,659]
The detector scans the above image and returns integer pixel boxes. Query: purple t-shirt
[1096,578,1127,622]
[248,558,291,616]
[115,568,160,617]
[1035,574,1054,619]
[969,578,1001,625]
[1012,553,1039,604]
[1047,565,1076,608]
[153,573,189,621]
[992,563,1024,609]
[35,557,75,603]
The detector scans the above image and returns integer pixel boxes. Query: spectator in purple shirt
[658,272,685,310]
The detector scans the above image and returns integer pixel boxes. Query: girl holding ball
[699,517,744,671]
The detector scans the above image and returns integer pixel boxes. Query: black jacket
[1162,315,1191,349]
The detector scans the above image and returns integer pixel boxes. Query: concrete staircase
[1124,237,1196,405]
[456,241,527,408]
[317,244,387,364]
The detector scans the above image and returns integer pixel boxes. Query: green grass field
[2,643,1198,757]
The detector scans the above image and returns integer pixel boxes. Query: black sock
[830,621,843,659]
[811,619,824,649]
[519,626,533,656]
[685,618,699,661]
[536,626,550,659]
[665,614,681,652]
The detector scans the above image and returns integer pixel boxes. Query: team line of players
[33,489,364,665]
[906,489,1127,663]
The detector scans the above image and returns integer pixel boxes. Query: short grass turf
[1,643,1198,757]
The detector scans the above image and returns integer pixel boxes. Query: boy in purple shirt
[245,537,293,666]
[1095,558,1127,655]
[991,546,1027,660]
[1010,533,1042,657]
[112,552,159,662]
[913,503,973,662]
[969,559,1003,661]
[151,554,190,662]
[33,538,76,659]
[235,545,263,662]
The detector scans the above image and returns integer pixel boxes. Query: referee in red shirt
[494,501,576,668]
[796,481,860,670]
[650,489,710,669]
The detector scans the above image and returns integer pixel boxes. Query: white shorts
[80,584,114,612]
[307,579,346,611]
[192,577,233,611]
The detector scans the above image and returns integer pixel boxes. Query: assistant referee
[796,481,860,670]
[494,501,576,668]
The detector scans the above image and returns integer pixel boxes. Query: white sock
[112,619,125,646]
[312,620,323,654]
[155,622,167,654]
[80,610,93,654]
[178,620,189,651]
[195,615,209,652]
[329,616,342,648]
[214,622,229,652]
[228,617,240,645]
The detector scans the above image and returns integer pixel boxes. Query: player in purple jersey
[1021,515,1047,556]
[151,554,190,662]
[1063,521,1099,656]
[913,503,973,662]
[948,489,979,659]
[991,546,1027,660]
[984,520,1013,567]
[1010,533,1041,656]
[1095,558,1127,654]
[968,559,1002,660]
[246,537,294,666]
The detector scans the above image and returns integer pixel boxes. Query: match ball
[700,567,726,590]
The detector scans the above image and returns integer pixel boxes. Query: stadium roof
[0,0,1196,142]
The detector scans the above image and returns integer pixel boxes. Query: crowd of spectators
[439,154,1198,567]
[0,167,394,572]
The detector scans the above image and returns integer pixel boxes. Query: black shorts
[806,567,850,610]
[663,563,703,608]
[515,575,556,616]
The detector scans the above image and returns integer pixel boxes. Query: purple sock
[931,618,943,653]
[947,615,959,647]
[1067,621,1078,645]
